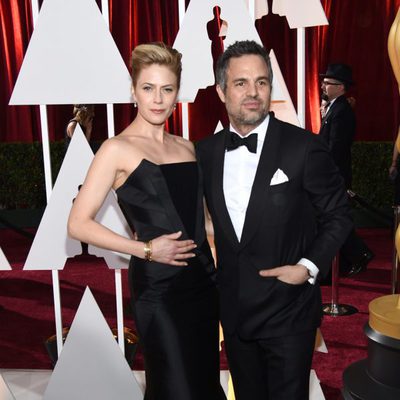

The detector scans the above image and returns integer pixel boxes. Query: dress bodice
[159,162,198,239]
[116,159,202,243]
[116,158,215,298]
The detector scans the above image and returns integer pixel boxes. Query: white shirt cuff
[298,258,319,285]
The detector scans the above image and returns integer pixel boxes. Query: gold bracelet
[144,241,152,261]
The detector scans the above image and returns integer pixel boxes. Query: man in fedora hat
[319,63,374,276]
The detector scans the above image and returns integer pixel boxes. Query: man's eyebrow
[232,78,247,82]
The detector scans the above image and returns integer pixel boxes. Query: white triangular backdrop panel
[251,0,269,20]
[251,0,328,28]
[174,0,262,102]
[315,328,328,353]
[24,127,131,270]
[269,49,300,126]
[43,287,143,400]
[0,374,15,400]
[9,0,132,105]
[273,0,328,29]
[214,121,224,133]
[0,247,11,270]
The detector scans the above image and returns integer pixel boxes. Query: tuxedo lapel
[239,116,282,249]
[323,95,346,123]
[211,129,240,248]
[321,112,329,126]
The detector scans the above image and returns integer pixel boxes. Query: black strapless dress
[116,159,226,400]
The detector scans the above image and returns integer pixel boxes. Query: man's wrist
[298,258,319,284]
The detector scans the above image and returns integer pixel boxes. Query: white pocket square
[270,168,289,186]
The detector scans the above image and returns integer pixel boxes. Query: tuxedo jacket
[196,115,352,340]
[319,95,356,188]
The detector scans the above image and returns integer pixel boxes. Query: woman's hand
[149,231,197,266]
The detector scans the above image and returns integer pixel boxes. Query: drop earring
[134,102,137,108]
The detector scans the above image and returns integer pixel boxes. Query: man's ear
[216,84,226,103]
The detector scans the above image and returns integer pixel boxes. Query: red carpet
[0,227,393,399]
[313,229,392,399]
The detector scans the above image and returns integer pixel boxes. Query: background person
[319,63,374,276]
[65,104,95,149]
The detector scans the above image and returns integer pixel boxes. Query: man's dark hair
[215,40,273,91]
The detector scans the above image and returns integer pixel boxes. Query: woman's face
[132,64,178,126]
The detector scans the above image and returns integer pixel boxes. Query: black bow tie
[225,132,258,153]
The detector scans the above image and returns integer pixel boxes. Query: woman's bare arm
[66,121,77,138]
[68,139,196,265]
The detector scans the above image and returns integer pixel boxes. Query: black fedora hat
[320,63,353,85]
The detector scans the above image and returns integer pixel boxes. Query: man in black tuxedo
[319,64,374,276]
[196,41,352,399]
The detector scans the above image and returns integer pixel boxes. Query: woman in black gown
[68,42,226,400]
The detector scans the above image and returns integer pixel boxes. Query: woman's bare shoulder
[98,132,138,153]
[96,133,146,184]
[91,136,136,171]
[169,134,195,153]
[94,136,122,158]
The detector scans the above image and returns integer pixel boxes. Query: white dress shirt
[223,116,269,240]
[223,115,319,284]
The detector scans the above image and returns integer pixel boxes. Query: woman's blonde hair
[131,42,182,88]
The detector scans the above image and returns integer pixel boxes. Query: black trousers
[224,330,316,400]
